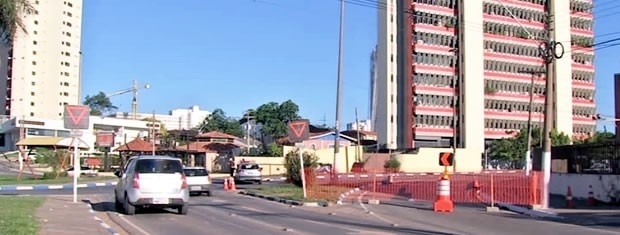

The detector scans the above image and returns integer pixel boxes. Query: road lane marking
[117,213,152,235]
[357,191,396,225]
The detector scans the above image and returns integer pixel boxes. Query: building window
[32,51,36,55]
[34,20,38,25]
[29,112,34,117]
[34,30,37,35]
[67,2,73,7]
[33,41,37,45]
[30,102,34,106]
[30,92,34,96]
[32,61,36,65]
[66,22,72,27]
[67,12,72,17]
[31,81,35,85]
[31,71,35,75]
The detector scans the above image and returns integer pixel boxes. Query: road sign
[64,105,90,130]
[96,133,115,147]
[439,152,454,166]
[287,119,310,143]
[70,130,83,137]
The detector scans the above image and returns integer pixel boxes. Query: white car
[113,155,190,215]
[183,167,212,196]
[234,163,263,184]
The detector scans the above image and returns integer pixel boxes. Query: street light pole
[332,0,345,178]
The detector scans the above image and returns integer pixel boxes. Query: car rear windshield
[135,159,183,174]
[240,164,259,170]
[184,168,209,176]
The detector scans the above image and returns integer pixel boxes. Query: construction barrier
[304,168,543,207]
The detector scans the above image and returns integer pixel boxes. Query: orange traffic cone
[587,185,596,206]
[223,177,230,190]
[566,186,575,208]
[433,175,454,213]
[228,177,237,190]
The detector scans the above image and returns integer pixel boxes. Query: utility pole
[151,111,156,156]
[519,70,545,176]
[332,0,345,179]
[354,108,362,163]
[132,80,139,120]
[541,0,564,209]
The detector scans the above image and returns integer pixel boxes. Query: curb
[478,192,564,219]
[261,177,286,182]
[336,188,360,205]
[0,181,117,191]
[238,190,328,207]
[85,199,120,235]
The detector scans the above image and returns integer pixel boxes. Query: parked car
[113,155,189,215]
[183,167,212,196]
[67,166,98,177]
[234,162,262,184]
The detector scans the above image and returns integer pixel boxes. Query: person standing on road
[229,157,236,177]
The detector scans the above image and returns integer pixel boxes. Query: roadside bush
[42,171,67,179]
[384,158,401,173]
[283,150,319,187]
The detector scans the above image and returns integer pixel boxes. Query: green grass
[0,175,116,186]
[248,184,310,202]
[0,196,44,235]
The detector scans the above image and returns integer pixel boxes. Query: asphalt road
[93,187,464,235]
[357,200,620,235]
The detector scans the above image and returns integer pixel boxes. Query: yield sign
[438,152,454,166]
[63,105,90,130]
[287,119,310,143]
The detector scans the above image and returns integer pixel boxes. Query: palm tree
[0,0,34,45]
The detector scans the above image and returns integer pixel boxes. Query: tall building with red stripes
[374,0,596,151]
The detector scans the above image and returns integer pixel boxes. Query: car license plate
[191,186,201,191]
[153,198,169,204]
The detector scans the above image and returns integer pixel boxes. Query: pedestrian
[229,157,236,177]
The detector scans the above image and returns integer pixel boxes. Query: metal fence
[551,143,620,174]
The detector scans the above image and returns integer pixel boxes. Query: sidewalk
[37,195,124,235]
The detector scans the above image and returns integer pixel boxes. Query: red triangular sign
[66,106,88,125]
[289,122,306,138]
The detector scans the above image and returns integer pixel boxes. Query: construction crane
[105,80,150,120]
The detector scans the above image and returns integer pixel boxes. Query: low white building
[346,119,373,132]
[0,116,156,153]
[111,105,210,130]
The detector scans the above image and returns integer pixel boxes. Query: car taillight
[132,173,140,188]
[259,167,263,172]
[207,176,212,183]
[181,174,188,189]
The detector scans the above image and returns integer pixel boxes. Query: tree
[197,108,244,137]
[488,127,571,167]
[83,92,117,116]
[574,131,615,144]
[255,100,301,137]
[266,142,282,157]
[0,0,34,45]
[283,149,319,187]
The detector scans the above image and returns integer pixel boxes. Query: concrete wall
[550,173,620,203]
[283,145,361,173]
[393,148,482,173]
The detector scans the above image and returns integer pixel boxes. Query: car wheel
[258,180,262,185]
[114,193,123,211]
[178,205,188,215]
[124,193,136,215]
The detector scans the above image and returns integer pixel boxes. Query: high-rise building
[375,0,596,152]
[0,0,84,119]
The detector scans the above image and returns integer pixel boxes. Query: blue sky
[82,0,618,130]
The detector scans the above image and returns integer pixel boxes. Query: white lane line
[357,191,396,225]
